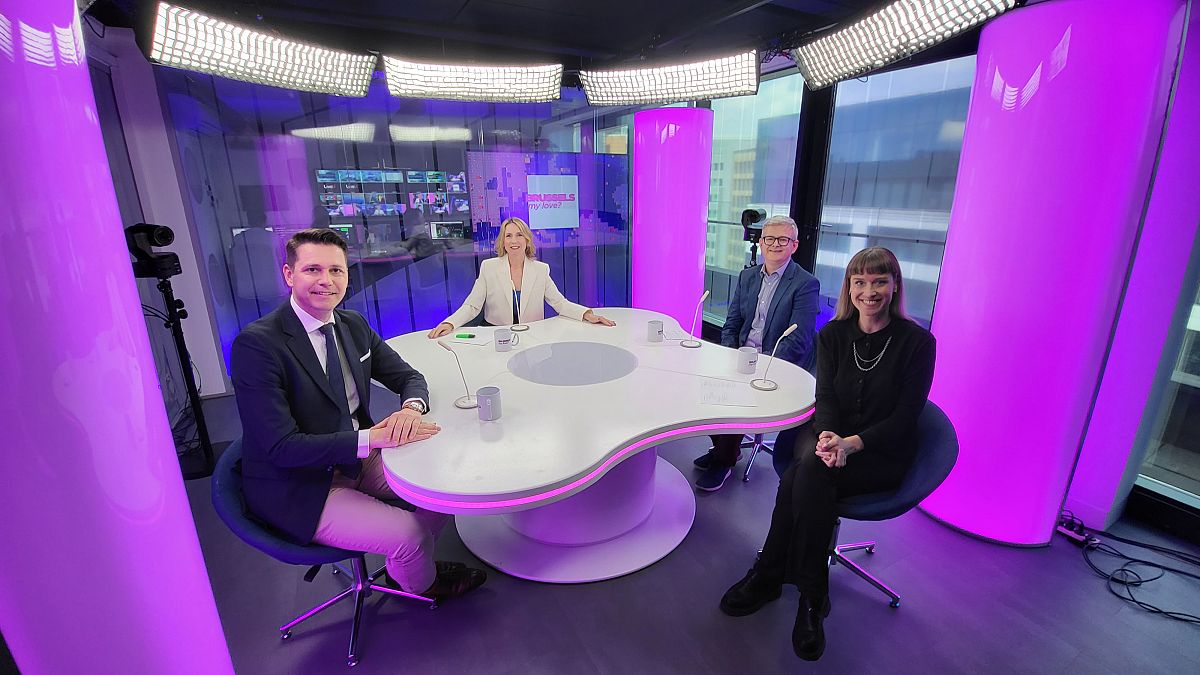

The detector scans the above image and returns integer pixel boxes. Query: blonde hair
[833,247,909,321]
[495,217,536,259]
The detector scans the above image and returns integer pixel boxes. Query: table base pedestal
[455,455,695,583]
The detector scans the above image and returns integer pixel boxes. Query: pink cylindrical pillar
[921,0,1188,545]
[0,1,234,672]
[631,108,713,331]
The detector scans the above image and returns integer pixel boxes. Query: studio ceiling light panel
[290,122,376,142]
[388,126,474,142]
[793,0,1017,89]
[149,2,376,96]
[382,55,562,102]
[579,50,759,106]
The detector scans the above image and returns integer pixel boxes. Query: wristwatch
[403,400,427,414]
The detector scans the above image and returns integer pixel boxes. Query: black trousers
[756,426,911,598]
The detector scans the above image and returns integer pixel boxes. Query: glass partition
[154,70,637,368]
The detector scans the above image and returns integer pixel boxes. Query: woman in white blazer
[427,217,615,337]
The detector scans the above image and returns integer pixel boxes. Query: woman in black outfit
[719,247,936,661]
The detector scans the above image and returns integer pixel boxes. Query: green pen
[455,333,476,339]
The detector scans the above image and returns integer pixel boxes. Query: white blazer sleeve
[443,271,488,328]
[543,270,589,321]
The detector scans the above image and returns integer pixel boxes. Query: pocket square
[359,350,371,362]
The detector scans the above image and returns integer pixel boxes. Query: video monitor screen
[319,193,342,205]
[330,224,355,240]
[361,170,384,183]
[331,203,360,217]
[406,170,427,183]
[341,192,366,205]
[426,171,447,183]
[319,182,339,193]
[365,203,397,217]
[451,197,470,213]
[447,182,466,193]
[337,170,362,182]
[316,169,339,182]
[383,170,405,182]
[430,221,469,239]
[366,192,386,204]
[447,171,466,183]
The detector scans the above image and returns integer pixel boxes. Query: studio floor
[184,393,1200,674]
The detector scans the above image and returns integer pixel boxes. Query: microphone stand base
[679,339,702,349]
[511,324,530,332]
[750,378,779,391]
[454,395,480,409]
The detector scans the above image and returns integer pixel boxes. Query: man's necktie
[318,323,353,432]
[319,323,360,478]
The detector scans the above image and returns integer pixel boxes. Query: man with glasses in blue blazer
[695,215,820,491]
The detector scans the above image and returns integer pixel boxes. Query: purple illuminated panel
[921,0,1187,545]
[631,108,713,331]
[1065,5,1200,528]
[0,1,233,672]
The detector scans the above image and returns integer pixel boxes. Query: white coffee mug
[495,327,520,352]
[737,346,759,374]
[477,386,502,421]
[647,320,664,343]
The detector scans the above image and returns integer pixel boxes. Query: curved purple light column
[0,1,234,672]
[1065,4,1200,528]
[921,0,1188,545]
[631,108,713,331]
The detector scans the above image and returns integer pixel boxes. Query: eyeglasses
[761,236,794,247]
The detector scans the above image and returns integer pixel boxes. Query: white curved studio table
[382,307,815,583]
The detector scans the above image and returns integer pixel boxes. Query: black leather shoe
[719,568,782,617]
[435,560,467,575]
[792,595,830,661]
[694,449,741,470]
[423,566,487,602]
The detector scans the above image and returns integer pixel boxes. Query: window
[815,56,975,325]
[1137,282,1200,510]
[703,71,805,324]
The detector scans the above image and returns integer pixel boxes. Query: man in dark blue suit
[231,228,485,600]
[695,216,820,491]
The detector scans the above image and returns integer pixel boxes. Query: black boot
[719,567,782,616]
[792,594,830,660]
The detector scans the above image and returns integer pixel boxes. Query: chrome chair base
[740,433,774,482]
[279,556,436,667]
[828,521,901,608]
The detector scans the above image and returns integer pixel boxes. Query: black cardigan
[812,317,936,462]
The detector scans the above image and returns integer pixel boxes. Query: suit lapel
[763,263,797,333]
[518,263,537,320]
[280,306,339,406]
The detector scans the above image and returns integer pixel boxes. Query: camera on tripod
[740,208,768,268]
[741,208,767,243]
[125,223,182,279]
[123,222,212,477]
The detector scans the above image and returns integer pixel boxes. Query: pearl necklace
[853,336,892,372]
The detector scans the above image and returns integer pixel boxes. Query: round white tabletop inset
[507,342,639,386]
[381,307,815,582]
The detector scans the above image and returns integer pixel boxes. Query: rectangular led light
[579,50,759,106]
[382,55,562,102]
[149,2,376,97]
[793,0,1017,89]
[389,126,474,143]
[290,122,376,142]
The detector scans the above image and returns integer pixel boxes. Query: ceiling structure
[85,0,878,73]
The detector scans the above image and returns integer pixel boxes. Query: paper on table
[449,334,493,347]
[699,377,757,407]
[664,331,692,341]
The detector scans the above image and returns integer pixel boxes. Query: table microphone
[680,290,710,349]
[751,324,797,391]
[438,341,479,409]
